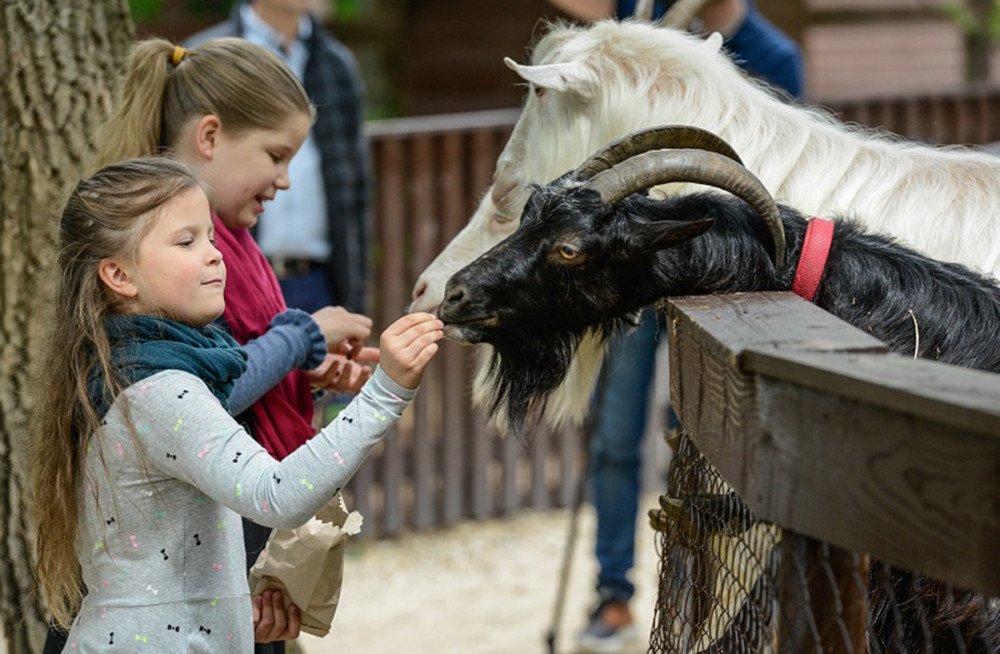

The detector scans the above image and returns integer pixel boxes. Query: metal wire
[647,429,1000,653]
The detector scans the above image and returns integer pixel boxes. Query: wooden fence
[344,87,1000,540]
[659,291,1000,650]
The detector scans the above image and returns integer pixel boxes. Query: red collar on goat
[792,218,835,302]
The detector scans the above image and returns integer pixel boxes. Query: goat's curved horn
[573,125,743,181]
[660,0,714,29]
[583,148,786,269]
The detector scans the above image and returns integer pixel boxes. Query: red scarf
[214,215,316,460]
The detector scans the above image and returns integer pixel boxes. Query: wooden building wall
[152,1,999,117]
[390,0,998,113]
[758,0,999,101]
[396,0,575,116]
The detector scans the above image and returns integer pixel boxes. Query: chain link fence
[648,429,1000,653]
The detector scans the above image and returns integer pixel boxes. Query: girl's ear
[98,259,139,299]
[193,115,223,162]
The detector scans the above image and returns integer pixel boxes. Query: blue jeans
[589,308,661,602]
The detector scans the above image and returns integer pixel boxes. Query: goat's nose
[442,285,466,309]
[412,279,427,302]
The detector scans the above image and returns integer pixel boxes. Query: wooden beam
[666,292,1000,596]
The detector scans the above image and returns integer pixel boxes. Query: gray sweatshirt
[65,366,414,653]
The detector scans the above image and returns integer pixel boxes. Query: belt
[268,257,326,278]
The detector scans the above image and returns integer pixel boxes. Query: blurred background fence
[346,86,1000,539]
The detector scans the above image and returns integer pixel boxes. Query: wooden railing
[345,87,1000,539]
[661,291,1000,649]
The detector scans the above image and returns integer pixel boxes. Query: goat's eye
[556,244,585,264]
[533,85,546,98]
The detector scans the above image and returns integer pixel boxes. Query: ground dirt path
[298,494,663,654]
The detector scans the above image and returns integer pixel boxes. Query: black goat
[437,133,1000,652]
[439,153,1000,427]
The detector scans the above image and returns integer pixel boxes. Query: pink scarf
[213,215,316,460]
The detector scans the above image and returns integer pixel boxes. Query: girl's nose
[207,244,223,265]
[275,166,291,190]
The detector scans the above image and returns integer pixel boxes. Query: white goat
[411,19,1000,426]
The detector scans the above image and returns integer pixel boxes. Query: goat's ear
[703,32,724,53]
[504,58,596,98]
[630,217,716,253]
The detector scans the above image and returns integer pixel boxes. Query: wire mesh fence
[648,429,1000,653]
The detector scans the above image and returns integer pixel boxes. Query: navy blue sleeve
[615,0,804,99]
[226,309,327,416]
[725,4,804,98]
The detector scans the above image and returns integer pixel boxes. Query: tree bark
[0,1,133,650]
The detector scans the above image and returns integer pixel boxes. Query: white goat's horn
[660,0,713,29]
[633,0,655,21]
[573,125,743,180]
[583,148,786,270]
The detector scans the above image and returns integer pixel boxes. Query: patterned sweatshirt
[64,366,414,652]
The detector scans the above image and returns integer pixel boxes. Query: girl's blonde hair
[92,37,312,171]
[30,157,204,628]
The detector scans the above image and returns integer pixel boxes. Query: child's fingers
[354,346,380,363]
[410,341,440,370]
[382,312,438,338]
[383,316,444,351]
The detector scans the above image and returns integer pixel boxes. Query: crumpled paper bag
[248,494,363,637]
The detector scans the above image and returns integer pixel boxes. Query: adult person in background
[186,0,372,317]
[546,1,803,650]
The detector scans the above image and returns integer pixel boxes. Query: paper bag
[248,494,363,637]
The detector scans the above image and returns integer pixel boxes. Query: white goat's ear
[703,32,724,53]
[504,57,595,97]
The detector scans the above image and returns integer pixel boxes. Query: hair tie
[171,45,186,67]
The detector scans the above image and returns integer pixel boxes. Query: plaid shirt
[185,4,373,313]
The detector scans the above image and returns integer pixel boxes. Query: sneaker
[577,597,642,652]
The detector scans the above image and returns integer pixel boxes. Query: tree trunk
[0,2,133,651]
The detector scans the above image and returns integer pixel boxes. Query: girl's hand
[253,589,301,643]
[305,348,380,393]
[310,306,373,358]
[379,313,444,389]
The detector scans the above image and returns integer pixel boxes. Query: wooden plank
[530,423,552,509]
[667,292,887,365]
[366,108,520,139]
[666,292,1000,596]
[502,428,523,512]
[470,410,496,519]
[440,133,467,524]
[755,378,1000,596]
[376,138,406,536]
[743,349,1000,434]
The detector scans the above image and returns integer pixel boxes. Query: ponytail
[91,37,311,172]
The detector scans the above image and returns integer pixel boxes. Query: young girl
[30,157,442,651]
[69,37,371,651]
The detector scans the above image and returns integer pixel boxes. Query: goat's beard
[475,316,633,436]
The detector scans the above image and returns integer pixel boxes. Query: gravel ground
[297,494,664,654]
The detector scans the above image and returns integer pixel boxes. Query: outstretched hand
[305,347,381,393]
[310,306,373,358]
[378,313,444,389]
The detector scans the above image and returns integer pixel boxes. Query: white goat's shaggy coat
[411,19,1000,428]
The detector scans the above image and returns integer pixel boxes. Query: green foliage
[129,0,163,22]
[128,0,234,24]
[942,0,1000,41]
[334,0,362,21]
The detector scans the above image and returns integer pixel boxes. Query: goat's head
[438,130,784,432]
[409,20,749,314]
